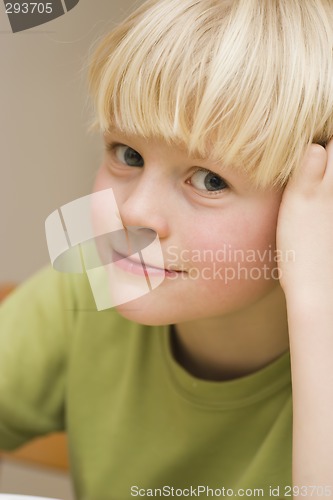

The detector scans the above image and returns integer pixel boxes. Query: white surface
[0,459,73,500]
[0,495,62,499]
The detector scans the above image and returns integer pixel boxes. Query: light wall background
[0,2,143,496]
[0,0,142,284]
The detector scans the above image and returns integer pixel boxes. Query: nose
[118,175,170,239]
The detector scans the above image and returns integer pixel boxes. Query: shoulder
[0,265,164,354]
[1,266,96,317]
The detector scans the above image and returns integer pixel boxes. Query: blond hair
[87,0,333,188]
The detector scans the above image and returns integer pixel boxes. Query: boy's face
[93,130,283,325]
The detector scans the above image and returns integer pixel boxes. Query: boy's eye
[190,168,228,193]
[113,144,144,167]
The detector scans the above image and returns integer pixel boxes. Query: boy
[1,0,333,498]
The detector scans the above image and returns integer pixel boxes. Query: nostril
[126,226,156,236]
[107,227,158,258]
[125,226,158,254]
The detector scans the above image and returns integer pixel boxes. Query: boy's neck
[171,284,289,381]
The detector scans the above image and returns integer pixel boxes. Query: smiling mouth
[111,249,182,277]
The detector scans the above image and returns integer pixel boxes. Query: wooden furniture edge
[0,284,69,471]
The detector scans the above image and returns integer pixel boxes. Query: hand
[276,139,333,299]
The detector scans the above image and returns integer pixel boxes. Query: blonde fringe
[87,0,333,189]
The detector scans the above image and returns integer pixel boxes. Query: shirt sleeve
[0,266,74,450]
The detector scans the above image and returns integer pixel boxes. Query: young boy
[1,0,333,498]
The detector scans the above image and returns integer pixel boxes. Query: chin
[113,290,193,326]
[114,303,172,326]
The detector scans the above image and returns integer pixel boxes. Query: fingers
[323,138,333,183]
[286,143,327,194]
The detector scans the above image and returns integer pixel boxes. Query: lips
[111,249,183,276]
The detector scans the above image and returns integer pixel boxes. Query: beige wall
[0,0,140,495]
[0,0,139,283]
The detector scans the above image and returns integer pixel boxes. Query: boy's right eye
[107,143,144,167]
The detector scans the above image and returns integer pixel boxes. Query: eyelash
[104,142,229,196]
[105,141,141,162]
[188,167,229,196]
[105,142,119,154]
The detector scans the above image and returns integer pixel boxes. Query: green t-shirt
[0,267,292,499]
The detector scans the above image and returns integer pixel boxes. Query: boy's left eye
[112,144,144,167]
[190,168,228,193]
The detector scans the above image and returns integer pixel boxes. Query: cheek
[93,164,112,193]
[235,195,281,252]
[241,207,279,254]
[244,197,281,254]
[190,206,279,256]
[182,200,281,289]
[185,209,281,313]
[90,165,124,258]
